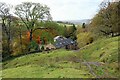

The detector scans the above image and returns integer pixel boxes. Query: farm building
[54,36,78,50]
[44,43,56,51]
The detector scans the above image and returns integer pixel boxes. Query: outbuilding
[54,36,78,50]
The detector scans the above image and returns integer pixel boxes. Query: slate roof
[54,36,66,42]
[54,37,75,48]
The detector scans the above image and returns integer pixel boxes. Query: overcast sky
[0,0,103,21]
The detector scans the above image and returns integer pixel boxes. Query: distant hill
[57,19,91,25]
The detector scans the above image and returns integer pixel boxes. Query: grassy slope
[75,36,119,78]
[77,36,118,62]
[2,36,119,78]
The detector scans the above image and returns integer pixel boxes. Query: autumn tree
[13,21,24,53]
[90,1,120,37]
[14,2,52,51]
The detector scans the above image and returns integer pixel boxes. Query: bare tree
[0,2,12,58]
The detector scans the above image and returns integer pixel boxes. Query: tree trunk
[30,29,33,41]
[111,32,114,37]
[7,19,11,54]
[19,27,23,53]
[28,29,33,52]
[7,34,11,54]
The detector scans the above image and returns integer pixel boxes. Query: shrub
[77,32,94,48]
[11,35,30,56]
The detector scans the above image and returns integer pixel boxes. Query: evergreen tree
[82,23,86,28]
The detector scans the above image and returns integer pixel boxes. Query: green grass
[2,65,92,78]
[2,36,119,78]
[75,36,119,78]
[2,49,92,78]
[3,49,77,69]
[76,36,119,62]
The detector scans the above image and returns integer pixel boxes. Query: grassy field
[57,23,79,27]
[2,36,119,78]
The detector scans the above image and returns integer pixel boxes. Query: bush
[28,40,39,51]
[77,32,94,48]
[11,38,27,56]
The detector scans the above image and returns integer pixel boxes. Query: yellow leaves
[77,32,94,48]
[13,42,17,48]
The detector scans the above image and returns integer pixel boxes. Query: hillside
[61,19,91,25]
[2,36,119,78]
